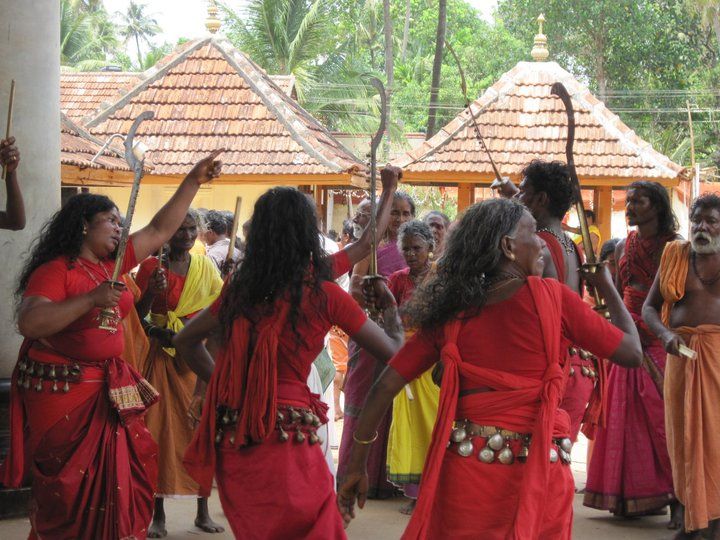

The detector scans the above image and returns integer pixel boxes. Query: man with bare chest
[644,194,720,538]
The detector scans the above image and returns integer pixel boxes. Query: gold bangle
[353,431,378,445]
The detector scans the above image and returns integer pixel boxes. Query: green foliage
[115,1,162,68]
[60,0,118,70]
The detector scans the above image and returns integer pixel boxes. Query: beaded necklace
[537,227,575,255]
[691,251,720,286]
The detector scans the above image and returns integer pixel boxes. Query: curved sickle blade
[369,78,387,153]
[111,110,154,281]
[124,110,155,174]
[551,82,598,268]
[367,78,387,277]
[445,40,502,185]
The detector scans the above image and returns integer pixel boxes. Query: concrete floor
[0,428,677,539]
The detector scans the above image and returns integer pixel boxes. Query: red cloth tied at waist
[1,339,158,488]
[403,277,567,540]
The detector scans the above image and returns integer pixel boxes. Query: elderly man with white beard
[644,193,720,539]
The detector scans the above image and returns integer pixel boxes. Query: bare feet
[196,497,225,534]
[399,498,416,515]
[669,501,683,530]
[147,521,168,538]
[148,498,167,538]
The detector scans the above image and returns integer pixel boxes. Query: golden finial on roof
[206,0,221,35]
[531,14,549,61]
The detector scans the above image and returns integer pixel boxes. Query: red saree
[584,230,675,514]
[389,278,623,539]
[184,278,366,540]
[0,243,159,540]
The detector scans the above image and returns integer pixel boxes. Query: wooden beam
[596,186,612,246]
[398,170,681,189]
[457,184,475,212]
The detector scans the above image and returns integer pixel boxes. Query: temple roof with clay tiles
[61,70,297,123]
[81,39,364,185]
[61,113,130,172]
[392,62,685,186]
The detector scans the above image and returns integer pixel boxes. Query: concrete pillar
[0,1,60,512]
[0,0,60,376]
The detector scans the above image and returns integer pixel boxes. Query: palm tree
[221,0,330,101]
[116,1,161,69]
[61,0,118,70]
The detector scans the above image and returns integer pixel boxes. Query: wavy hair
[628,181,678,236]
[522,160,575,219]
[397,219,435,252]
[404,198,526,329]
[17,193,118,298]
[218,187,332,342]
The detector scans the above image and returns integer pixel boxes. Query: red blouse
[390,281,623,384]
[135,256,186,312]
[210,250,365,382]
[23,241,138,361]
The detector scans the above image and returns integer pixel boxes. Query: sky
[103,0,498,52]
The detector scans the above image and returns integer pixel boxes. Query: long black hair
[628,181,678,236]
[17,193,117,298]
[404,198,526,329]
[218,187,332,340]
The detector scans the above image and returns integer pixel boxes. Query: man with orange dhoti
[643,193,720,538]
[135,209,224,537]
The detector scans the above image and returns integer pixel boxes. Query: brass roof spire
[206,0,221,35]
[531,14,549,61]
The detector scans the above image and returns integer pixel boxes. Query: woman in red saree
[175,171,405,539]
[338,198,643,539]
[0,152,223,540]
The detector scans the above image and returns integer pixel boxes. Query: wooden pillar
[457,184,475,212]
[596,186,612,245]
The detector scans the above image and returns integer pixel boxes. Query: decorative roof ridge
[62,112,124,157]
[393,60,683,179]
[86,39,211,128]
[212,38,361,174]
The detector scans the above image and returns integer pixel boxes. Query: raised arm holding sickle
[0,136,25,230]
[18,150,223,339]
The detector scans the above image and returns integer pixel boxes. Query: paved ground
[0,428,677,539]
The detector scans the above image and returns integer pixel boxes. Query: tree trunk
[712,9,720,59]
[135,34,142,69]
[426,0,447,139]
[400,0,411,61]
[382,0,394,158]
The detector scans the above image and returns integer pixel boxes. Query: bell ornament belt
[448,419,573,465]
[568,346,598,379]
[215,404,324,446]
[16,358,83,393]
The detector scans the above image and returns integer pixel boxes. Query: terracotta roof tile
[81,39,361,183]
[60,113,131,172]
[392,61,685,183]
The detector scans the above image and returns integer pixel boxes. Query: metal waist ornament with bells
[449,420,573,465]
[214,405,323,446]
[17,359,81,393]
[362,77,388,322]
[97,111,154,332]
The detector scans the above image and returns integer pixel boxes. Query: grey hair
[397,219,435,252]
[423,210,450,227]
[186,207,206,232]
